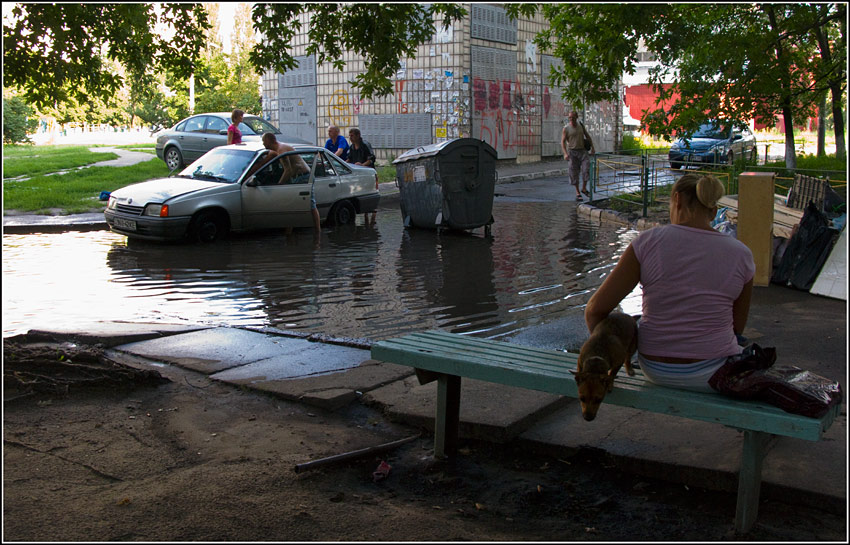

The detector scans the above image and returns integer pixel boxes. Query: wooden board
[719,195,804,239]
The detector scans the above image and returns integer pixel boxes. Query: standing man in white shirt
[561,111,595,201]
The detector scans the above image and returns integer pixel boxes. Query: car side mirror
[245,177,258,187]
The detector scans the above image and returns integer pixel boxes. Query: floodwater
[3,200,641,341]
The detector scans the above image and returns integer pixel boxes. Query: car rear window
[240,117,280,135]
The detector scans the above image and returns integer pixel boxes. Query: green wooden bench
[371,330,841,534]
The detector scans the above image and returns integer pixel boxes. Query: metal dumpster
[393,138,497,236]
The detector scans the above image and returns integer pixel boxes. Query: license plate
[114,217,137,231]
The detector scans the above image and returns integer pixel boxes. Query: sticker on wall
[461,83,468,91]
[436,127,447,138]
[425,80,434,91]
[463,75,469,83]
[445,77,454,89]
[413,69,424,80]
[414,165,426,183]
[436,25,453,43]
[430,46,436,56]
[442,52,451,62]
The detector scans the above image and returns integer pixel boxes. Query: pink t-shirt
[228,124,242,144]
[631,224,755,360]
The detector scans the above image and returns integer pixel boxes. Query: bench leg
[735,430,773,534]
[434,374,461,458]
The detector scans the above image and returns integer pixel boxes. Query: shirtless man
[248,132,320,232]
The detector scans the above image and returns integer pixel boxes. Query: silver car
[154,112,311,171]
[106,142,380,242]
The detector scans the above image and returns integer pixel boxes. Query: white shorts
[637,354,729,394]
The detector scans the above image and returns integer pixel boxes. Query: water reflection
[3,200,640,340]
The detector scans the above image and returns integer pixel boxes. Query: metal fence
[590,149,846,219]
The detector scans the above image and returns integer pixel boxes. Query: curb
[577,202,664,231]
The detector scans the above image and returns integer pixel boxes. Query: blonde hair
[673,173,725,210]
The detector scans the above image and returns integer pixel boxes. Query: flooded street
[3,197,641,341]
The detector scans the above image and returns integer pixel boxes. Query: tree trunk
[817,94,826,157]
[782,106,797,170]
[829,85,846,160]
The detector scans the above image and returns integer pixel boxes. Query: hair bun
[695,175,724,209]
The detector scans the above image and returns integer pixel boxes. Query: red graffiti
[473,78,487,112]
[488,81,500,110]
[472,76,539,154]
[543,86,551,117]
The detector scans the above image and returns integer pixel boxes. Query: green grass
[3,157,170,214]
[376,164,397,185]
[2,145,120,179]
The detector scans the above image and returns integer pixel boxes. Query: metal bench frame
[371,330,840,534]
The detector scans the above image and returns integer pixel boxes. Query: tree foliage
[511,3,846,166]
[3,95,39,145]
[3,3,210,109]
[249,3,466,99]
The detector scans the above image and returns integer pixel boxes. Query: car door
[240,151,316,230]
[180,115,210,162]
[202,116,230,154]
[311,151,343,216]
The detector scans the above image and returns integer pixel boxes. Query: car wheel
[164,146,184,171]
[328,200,356,226]
[670,161,682,170]
[189,210,228,242]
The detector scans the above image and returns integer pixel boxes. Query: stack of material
[718,194,803,239]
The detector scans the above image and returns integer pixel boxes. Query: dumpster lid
[392,138,496,164]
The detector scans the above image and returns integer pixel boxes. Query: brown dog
[572,312,638,421]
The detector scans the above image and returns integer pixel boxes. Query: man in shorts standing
[561,111,595,201]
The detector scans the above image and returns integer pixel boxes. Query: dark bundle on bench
[371,330,841,534]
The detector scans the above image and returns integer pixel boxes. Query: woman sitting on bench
[584,173,756,393]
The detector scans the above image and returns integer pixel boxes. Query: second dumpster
[393,138,497,236]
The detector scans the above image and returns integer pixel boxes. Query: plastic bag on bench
[709,344,843,418]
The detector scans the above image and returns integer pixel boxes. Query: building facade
[261,4,621,164]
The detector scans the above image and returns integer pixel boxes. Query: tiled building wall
[262,5,620,164]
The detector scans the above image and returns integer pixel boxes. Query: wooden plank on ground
[719,195,803,238]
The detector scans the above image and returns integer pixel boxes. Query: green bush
[3,96,38,145]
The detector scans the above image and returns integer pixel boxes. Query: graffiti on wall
[327,89,363,128]
[471,76,542,157]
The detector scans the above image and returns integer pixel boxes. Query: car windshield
[176,148,256,183]
[691,122,730,139]
[239,117,280,135]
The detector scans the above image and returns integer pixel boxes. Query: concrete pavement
[3,157,846,523]
[12,278,846,520]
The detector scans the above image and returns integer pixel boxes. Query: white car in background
[154,112,311,171]
[106,142,380,242]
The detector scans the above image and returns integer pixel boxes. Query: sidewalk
[12,278,846,520]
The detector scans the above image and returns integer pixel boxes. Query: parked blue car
[668,121,757,169]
